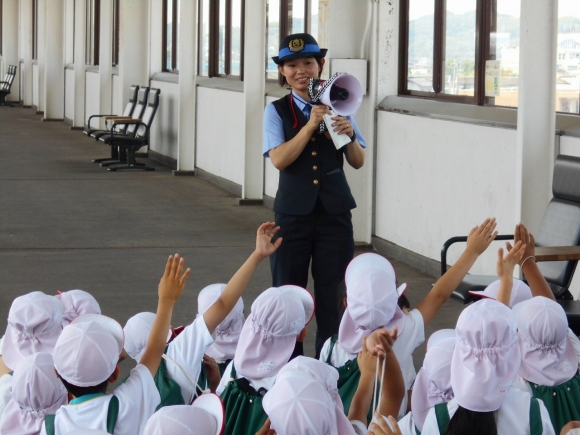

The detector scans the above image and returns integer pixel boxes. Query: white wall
[112,74,121,116]
[149,80,179,160]
[196,87,245,185]
[85,71,100,123]
[65,68,74,121]
[375,111,518,275]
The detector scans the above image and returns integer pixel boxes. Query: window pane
[443,0,476,96]
[230,0,242,76]
[310,0,319,42]
[487,0,520,107]
[218,0,226,75]
[407,0,435,92]
[266,0,280,80]
[291,0,306,34]
[557,0,580,114]
[200,0,210,75]
[166,0,173,70]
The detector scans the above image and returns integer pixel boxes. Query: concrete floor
[0,106,465,380]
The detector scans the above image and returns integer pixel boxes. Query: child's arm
[417,218,498,326]
[376,335,405,420]
[496,241,525,306]
[507,223,555,301]
[203,222,282,334]
[348,336,378,425]
[140,254,191,377]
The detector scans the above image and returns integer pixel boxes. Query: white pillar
[20,0,33,107]
[36,0,46,112]
[515,0,558,232]
[2,0,20,102]
[43,0,65,119]
[240,0,266,200]
[176,0,198,172]
[118,0,149,110]
[99,0,113,126]
[73,0,87,126]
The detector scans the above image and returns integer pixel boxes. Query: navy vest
[271,94,357,215]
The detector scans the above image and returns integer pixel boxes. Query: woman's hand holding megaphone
[331,115,354,139]
[306,104,331,131]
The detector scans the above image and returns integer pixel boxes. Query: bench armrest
[534,246,580,262]
[440,234,514,276]
[112,118,142,125]
[104,116,134,121]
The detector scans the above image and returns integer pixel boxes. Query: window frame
[32,0,38,60]
[199,0,245,80]
[398,0,494,106]
[112,0,120,66]
[162,0,179,72]
[85,0,100,66]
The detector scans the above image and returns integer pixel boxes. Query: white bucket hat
[55,289,101,326]
[197,283,245,361]
[513,296,579,386]
[2,291,64,369]
[143,393,224,435]
[339,253,405,354]
[411,336,455,431]
[451,299,521,412]
[0,352,68,435]
[123,312,172,363]
[233,286,313,380]
[468,279,532,307]
[53,314,124,387]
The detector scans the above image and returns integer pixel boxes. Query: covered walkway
[0,105,463,371]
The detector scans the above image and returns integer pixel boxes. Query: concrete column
[240,0,266,201]
[99,0,113,126]
[2,0,20,103]
[175,0,198,172]
[43,0,65,120]
[515,0,558,232]
[73,0,87,126]
[118,0,149,110]
[36,0,45,112]
[20,0,33,107]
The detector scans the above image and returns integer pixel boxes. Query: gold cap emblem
[289,39,305,52]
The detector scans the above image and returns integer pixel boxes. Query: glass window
[407,0,435,92]
[557,0,580,114]
[85,0,100,65]
[32,0,38,60]
[163,0,179,72]
[112,0,119,66]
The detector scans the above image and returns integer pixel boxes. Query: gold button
[310,137,316,142]
[313,166,318,171]
[313,180,319,185]
[312,151,317,156]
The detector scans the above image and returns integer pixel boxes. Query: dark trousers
[270,200,354,358]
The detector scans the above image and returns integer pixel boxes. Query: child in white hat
[398,330,455,435]
[0,291,65,417]
[0,352,68,435]
[39,252,192,435]
[55,289,101,326]
[215,284,314,435]
[143,393,224,435]
[320,217,499,419]
[197,283,244,374]
[121,223,280,410]
[421,299,555,435]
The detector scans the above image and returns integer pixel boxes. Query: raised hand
[158,254,191,303]
[507,222,536,265]
[497,241,526,281]
[466,218,498,255]
[255,222,282,259]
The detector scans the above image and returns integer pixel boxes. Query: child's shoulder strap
[44,414,56,435]
[434,402,451,435]
[529,397,543,435]
[325,334,339,365]
[106,395,119,434]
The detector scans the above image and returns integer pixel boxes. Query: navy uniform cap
[272,33,328,65]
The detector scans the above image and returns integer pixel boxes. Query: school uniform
[264,91,365,355]
[0,337,11,420]
[319,309,425,418]
[40,364,159,435]
[420,389,555,435]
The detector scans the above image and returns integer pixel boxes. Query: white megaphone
[308,73,363,149]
